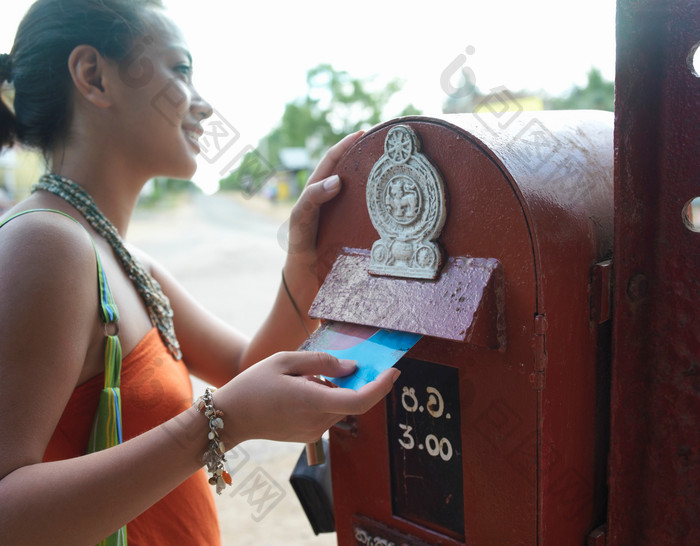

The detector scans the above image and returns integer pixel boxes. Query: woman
[0,1,398,544]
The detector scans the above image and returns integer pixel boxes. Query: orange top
[44,328,221,545]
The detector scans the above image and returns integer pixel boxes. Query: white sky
[1,0,617,193]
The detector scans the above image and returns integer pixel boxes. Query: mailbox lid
[309,248,505,347]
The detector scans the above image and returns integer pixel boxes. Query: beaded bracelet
[194,387,231,494]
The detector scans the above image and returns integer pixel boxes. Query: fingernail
[391,369,401,381]
[323,175,340,191]
[338,359,357,370]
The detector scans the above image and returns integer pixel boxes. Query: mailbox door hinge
[591,259,612,324]
[530,314,548,390]
[587,524,607,546]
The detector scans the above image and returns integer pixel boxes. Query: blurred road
[130,192,287,334]
[129,192,337,546]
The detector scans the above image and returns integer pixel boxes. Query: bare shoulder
[0,208,100,338]
[0,210,101,474]
[0,209,97,283]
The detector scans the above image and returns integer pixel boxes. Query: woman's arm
[154,131,363,386]
[0,214,208,545]
[246,131,365,366]
[0,209,398,545]
[0,404,209,545]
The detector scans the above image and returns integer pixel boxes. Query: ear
[67,45,112,109]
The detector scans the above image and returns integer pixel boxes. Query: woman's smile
[183,123,203,153]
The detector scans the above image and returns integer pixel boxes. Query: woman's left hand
[151,131,365,382]
[228,130,363,369]
[282,130,363,288]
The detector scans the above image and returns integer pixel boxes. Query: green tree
[220,64,420,193]
[549,68,614,111]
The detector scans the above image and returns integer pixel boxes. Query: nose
[191,87,213,120]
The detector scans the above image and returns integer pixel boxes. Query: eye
[174,64,193,81]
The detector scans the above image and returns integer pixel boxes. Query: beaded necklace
[33,173,182,360]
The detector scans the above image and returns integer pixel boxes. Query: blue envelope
[299,321,422,390]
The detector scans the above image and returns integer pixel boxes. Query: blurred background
[0,0,617,204]
[0,1,627,544]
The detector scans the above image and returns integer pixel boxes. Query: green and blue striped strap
[0,208,127,545]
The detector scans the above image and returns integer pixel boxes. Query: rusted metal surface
[608,1,700,544]
[310,249,504,347]
[317,111,614,545]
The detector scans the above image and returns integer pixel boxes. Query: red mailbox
[311,112,614,545]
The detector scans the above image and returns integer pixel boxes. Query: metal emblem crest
[366,125,447,279]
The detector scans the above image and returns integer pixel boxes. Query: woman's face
[104,12,212,180]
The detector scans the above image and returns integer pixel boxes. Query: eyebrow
[169,45,193,65]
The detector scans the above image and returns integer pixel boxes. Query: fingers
[284,131,363,260]
[312,367,401,416]
[221,352,400,444]
[274,351,400,415]
[297,130,365,208]
[295,173,341,214]
[286,171,345,256]
[308,130,364,185]
[278,350,356,378]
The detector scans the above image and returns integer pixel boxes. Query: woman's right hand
[213,351,400,447]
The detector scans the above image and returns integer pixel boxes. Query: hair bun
[0,54,13,83]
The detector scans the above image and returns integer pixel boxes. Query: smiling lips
[183,124,203,150]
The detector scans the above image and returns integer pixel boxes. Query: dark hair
[0,0,162,154]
